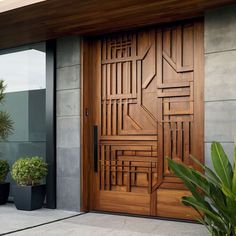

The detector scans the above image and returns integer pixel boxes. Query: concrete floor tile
[3,211,208,236]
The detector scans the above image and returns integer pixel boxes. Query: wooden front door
[86,19,204,220]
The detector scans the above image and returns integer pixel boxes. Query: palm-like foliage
[167,141,236,236]
[0,80,13,139]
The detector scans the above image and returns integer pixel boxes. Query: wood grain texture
[0,0,234,49]
[82,19,204,219]
[156,189,199,220]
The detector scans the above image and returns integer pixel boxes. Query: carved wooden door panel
[90,20,203,220]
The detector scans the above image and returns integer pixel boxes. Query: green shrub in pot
[0,80,14,205]
[11,157,48,211]
[12,157,48,186]
[0,160,10,204]
[0,160,9,182]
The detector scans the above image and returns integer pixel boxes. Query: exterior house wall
[53,4,236,211]
[56,36,81,211]
[204,4,236,166]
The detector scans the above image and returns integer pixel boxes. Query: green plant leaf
[0,160,9,182]
[190,154,221,186]
[222,185,236,202]
[167,158,210,196]
[167,142,236,235]
[204,215,227,236]
[11,156,48,186]
[211,142,233,189]
[182,196,227,231]
[232,139,236,195]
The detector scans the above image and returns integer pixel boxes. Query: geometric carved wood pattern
[91,19,204,220]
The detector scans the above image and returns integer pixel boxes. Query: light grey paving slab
[0,203,79,235]
[205,50,236,101]
[9,213,208,236]
[205,4,236,53]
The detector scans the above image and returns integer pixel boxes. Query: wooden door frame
[80,37,101,212]
[80,18,205,213]
[80,37,98,212]
[80,38,92,212]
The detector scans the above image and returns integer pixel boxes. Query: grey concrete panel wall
[205,51,236,101]
[204,4,236,167]
[57,36,80,68]
[205,101,236,142]
[57,65,80,90]
[57,90,80,117]
[56,36,81,212]
[205,5,236,53]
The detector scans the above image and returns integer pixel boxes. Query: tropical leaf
[0,111,14,139]
[211,142,233,189]
[232,139,236,195]
[0,80,14,140]
[222,185,236,201]
[168,158,210,195]
[190,154,221,186]
[167,142,236,236]
[0,80,6,103]
[182,196,227,230]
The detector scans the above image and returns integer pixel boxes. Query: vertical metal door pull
[93,125,98,172]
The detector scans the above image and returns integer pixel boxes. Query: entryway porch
[0,204,207,236]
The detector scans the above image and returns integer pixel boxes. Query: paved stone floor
[0,204,79,235]
[0,204,208,236]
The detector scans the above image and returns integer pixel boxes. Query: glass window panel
[0,42,46,196]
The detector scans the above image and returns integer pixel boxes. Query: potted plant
[11,156,48,211]
[167,141,236,236]
[0,160,10,204]
[0,80,14,140]
[0,80,13,205]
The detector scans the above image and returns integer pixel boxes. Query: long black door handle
[93,125,98,172]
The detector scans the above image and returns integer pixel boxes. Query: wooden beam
[0,0,235,49]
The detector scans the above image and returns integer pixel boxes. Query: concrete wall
[204,4,236,166]
[56,36,81,211]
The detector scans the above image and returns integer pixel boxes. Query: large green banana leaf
[167,141,236,236]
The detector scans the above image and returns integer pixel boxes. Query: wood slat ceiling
[0,0,235,49]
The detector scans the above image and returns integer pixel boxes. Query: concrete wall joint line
[205,48,236,55]
[56,63,81,69]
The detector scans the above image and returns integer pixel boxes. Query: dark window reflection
[0,43,46,196]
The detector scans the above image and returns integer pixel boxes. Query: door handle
[93,125,98,172]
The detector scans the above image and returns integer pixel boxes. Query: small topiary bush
[12,157,48,186]
[0,160,9,182]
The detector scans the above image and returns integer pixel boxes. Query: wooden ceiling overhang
[0,0,235,49]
